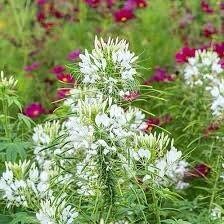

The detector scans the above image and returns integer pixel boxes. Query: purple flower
[67,49,81,61]
[51,65,65,75]
[24,62,40,72]
[144,67,174,84]
[23,103,45,119]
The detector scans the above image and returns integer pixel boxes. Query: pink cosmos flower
[144,67,174,84]
[114,8,135,22]
[124,0,147,10]
[67,49,81,61]
[24,103,45,119]
[24,62,40,72]
[201,0,213,13]
[57,88,71,99]
[56,73,75,84]
[175,47,196,64]
[203,23,217,38]
[51,65,65,75]
[85,0,100,8]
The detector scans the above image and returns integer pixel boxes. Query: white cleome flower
[36,195,78,224]
[79,37,139,98]
[207,79,224,117]
[183,50,223,87]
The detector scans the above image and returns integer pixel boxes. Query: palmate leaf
[0,140,30,162]
[10,212,38,224]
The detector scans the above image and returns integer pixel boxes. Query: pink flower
[24,62,40,72]
[203,122,220,137]
[144,67,174,84]
[57,88,71,99]
[124,0,147,10]
[67,49,81,61]
[179,13,194,29]
[219,58,224,69]
[201,0,213,13]
[51,65,65,75]
[213,42,224,58]
[114,8,135,22]
[144,117,160,132]
[175,47,196,64]
[122,91,140,101]
[56,73,75,84]
[36,0,47,5]
[186,164,211,178]
[24,103,45,119]
[36,12,46,23]
[203,23,217,38]
[220,2,224,10]
[85,0,100,8]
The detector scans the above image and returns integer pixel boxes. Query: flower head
[114,9,135,23]
[79,37,139,99]
[51,65,65,75]
[67,49,81,61]
[24,62,40,72]
[24,103,45,119]
[175,47,196,64]
[56,73,75,84]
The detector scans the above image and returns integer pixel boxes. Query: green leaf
[10,212,38,224]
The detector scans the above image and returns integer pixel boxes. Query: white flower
[183,50,223,87]
[0,71,17,89]
[207,79,224,116]
[79,37,139,98]
[36,196,78,224]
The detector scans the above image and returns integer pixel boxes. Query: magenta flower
[203,23,217,38]
[85,0,100,8]
[220,58,224,69]
[67,49,81,61]
[56,73,75,84]
[122,91,140,101]
[57,88,71,99]
[36,0,47,5]
[51,65,65,75]
[24,62,40,72]
[186,164,211,178]
[144,67,174,84]
[114,8,135,22]
[24,103,45,119]
[124,0,147,10]
[201,0,213,13]
[175,47,196,64]
[36,11,46,23]
[213,42,224,58]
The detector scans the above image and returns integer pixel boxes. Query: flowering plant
[0,37,189,223]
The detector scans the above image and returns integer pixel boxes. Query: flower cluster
[79,37,139,99]
[182,50,223,87]
[0,37,189,223]
[179,48,224,117]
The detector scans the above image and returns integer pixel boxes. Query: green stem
[151,183,161,224]
[2,96,10,139]
[209,155,221,212]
